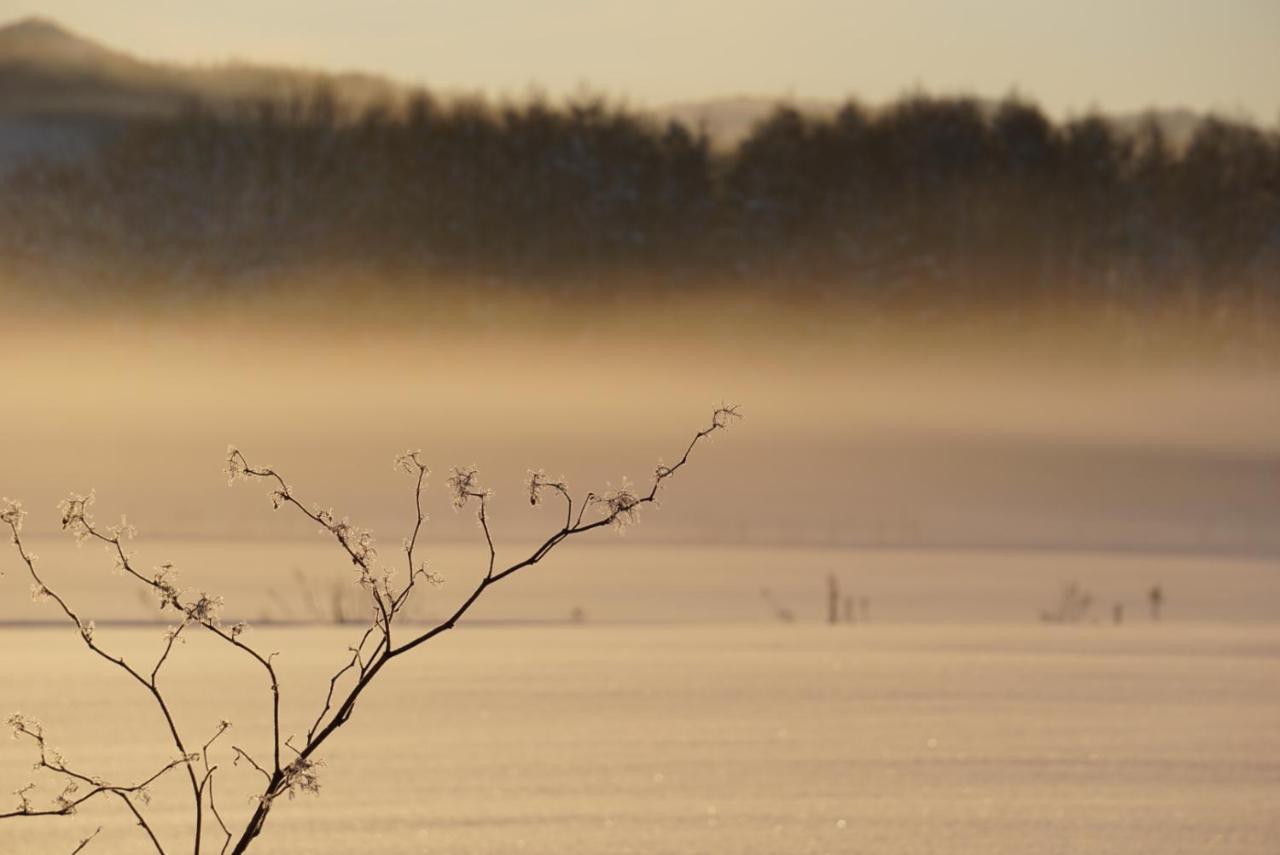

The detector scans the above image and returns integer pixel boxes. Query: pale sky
[5,0,1279,119]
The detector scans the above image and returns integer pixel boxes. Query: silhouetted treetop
[2,90,1277,307]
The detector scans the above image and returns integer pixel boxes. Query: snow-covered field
[2,603,1277,853]
[2,316,1276,852]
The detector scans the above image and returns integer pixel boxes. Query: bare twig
[2,406,737,855]
[223,407,738,853]
[70,825,102,854]
[2,502,202,853]
[3,713,185,855]
[230,747,270,785]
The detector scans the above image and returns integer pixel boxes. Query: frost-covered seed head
[594,479,641,531]
[186,593,224,626]
[106,515,137,542]
[224,446,247,486]
[57,492,96,543]
[0,498,25,532]
[712,404,742,430]
[278,756,323,801]
[152,564,181,610]
[525,470,567,507]
[56,779,79,809]
[8,713,41,740]
[394,450,427,476]
[13,782,36,813]
[446,467,486,509]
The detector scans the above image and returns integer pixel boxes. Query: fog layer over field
[2,302,1277,557]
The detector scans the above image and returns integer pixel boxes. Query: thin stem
[3,407,737,855]
[86,527,284,778]
[5,521,202,853]
[69,826,102,854]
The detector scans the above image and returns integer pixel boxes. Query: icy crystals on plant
[394,450,427,476]
[185,593,224,626]
[447,467,486,509]
[224,446,247,486]
[525,470,567,507]
[277,756,323,801]
[0,498,25,533]
[57,492,96,543]
[594,479,641,530]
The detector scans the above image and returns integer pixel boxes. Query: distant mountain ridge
[0,16,398,119]
[0,16,122,66]
[0,15,1234,171]
[0,17,405,172]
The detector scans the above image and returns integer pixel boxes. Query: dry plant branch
[1,406,738,853]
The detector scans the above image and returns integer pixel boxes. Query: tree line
[2,91,1277,307]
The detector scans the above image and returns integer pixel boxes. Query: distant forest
[2,91,1278,308]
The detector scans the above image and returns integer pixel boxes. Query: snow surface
[2,618,1276,854]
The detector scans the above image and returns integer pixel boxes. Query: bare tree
[1,406,739,854]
